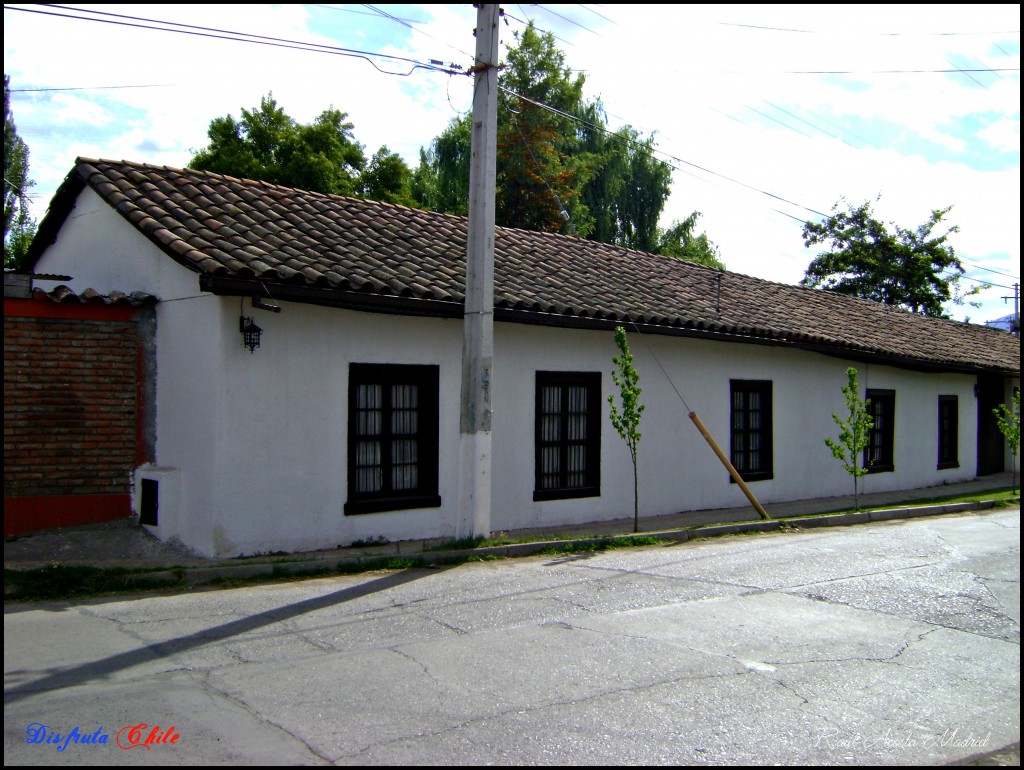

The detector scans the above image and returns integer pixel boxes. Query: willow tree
[578,109,672,253]
[414,115,471,215]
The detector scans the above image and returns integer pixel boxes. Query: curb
[3,499,1010,598]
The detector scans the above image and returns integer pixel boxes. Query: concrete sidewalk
[4,472,1017,588]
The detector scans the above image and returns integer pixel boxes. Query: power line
[721,21,1020,37]
[502,87,831,221]
[10,84,173,92]
[761,101,857,147]
[958,258,1020,281]
[9,3,1018,288]
[502,86,1016,284]
[6,4,463,76]
[577,5,615,25]
[530,5,600,35]
[504,6,576,47]
[354,3,473,63]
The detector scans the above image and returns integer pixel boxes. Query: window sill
[345,494,442,515]
[865,465,894,474]
[937,461,960,471]
[533,487,600,502]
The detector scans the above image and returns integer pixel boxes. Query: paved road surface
[4,508,1019,765]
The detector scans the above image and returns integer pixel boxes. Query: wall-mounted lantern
[240,316,263,353]
[238,287,280,353]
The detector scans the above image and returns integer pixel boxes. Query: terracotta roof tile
[26,158,1020,375]
[35,285,156,307]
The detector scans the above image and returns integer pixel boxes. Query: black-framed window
[937,395,959,470]
[345,364,440,515]
[730,380,773,482]
[534,372,601,501]
[865,389,895,473]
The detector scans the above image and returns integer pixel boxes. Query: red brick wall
[3,297,153,534]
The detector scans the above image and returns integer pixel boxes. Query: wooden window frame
[729,380,774,482]
[937,395,959,470]
[534,371,602,501]
[345,363,441,515]
[865,389,896,474]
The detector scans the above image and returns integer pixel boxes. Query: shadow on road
[4,567,443,703]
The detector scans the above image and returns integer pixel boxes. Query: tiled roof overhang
[26,158,1020,378]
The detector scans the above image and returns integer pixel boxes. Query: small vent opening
[140,478,159,526]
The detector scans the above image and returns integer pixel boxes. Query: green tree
[4,75,37,269]
[992,388,1021,494]
[578,112,673,252]
[414,115,471,214]
[189,94,366,197]
[825,367,874,510]
[655,211,726,269]
[801,197,980,318]
[419,23,673,247]
[360,146,417,207]
[608,326,645,532]
[497,22,593,236]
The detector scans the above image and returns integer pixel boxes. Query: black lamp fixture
[238,287,280,353]
[240,315,263,353]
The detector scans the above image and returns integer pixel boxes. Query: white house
[23,159,1020,557]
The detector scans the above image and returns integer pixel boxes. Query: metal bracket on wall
[252,295,281,313]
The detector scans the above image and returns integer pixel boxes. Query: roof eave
[201,276,1018,377]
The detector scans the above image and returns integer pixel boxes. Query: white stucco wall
[31,193,1008,555]
[489,324,981,534]
[31,188,199,301]
[194,301,466,556]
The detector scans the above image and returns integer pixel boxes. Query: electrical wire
[7,4,463,76]
[8,3,1017,288]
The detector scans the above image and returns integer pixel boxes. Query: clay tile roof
[35,284,156,307]
[26,158,1020,375]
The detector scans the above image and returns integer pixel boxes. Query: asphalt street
[4,507,1020,765]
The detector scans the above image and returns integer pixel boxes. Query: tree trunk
[632,456,639,533]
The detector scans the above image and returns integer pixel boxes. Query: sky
[4,3,1020,326]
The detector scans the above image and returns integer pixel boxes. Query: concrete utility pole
[457,3,500,539]
[1007,282,1020,337]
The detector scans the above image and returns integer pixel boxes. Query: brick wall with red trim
[4,295,154,535]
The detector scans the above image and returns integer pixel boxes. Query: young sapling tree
[825,367,874,510]
[608,326,645,532]
[992,388,1020,494]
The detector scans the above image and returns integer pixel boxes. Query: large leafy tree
[800,197,978,317]
[655,211,725,269]
[359,146,417,207]
[496,22,593,236]
[418,23,676,249]
[4,75,37,269]
[190,94,418,201]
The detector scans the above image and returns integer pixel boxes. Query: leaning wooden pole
[688,411,772,520]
